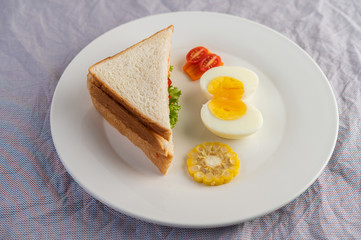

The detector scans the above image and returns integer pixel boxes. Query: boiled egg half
[200,66,263,139]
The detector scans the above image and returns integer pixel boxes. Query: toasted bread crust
[88,25,174,141]
[89,96,173,175]
[87,76,171,156]
[87,73,171,141]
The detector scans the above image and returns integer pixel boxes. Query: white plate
[51,12,338,228]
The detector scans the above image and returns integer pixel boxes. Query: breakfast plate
[50,12,338,228]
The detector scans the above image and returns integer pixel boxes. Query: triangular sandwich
[87,25,175,174]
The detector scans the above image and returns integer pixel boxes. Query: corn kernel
[194,171,204,182]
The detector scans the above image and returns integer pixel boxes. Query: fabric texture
[1,0,360,239]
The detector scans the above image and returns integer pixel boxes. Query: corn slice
[186,142,241,186]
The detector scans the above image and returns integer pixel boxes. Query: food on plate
[200,66,263,138]
[186,46,209,64]
[87,25,180,175]
[183,46,223,81]
[168,66,182,129]
[187,142,240,186]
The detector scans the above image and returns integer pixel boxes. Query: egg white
[200,66,259,100]
[201,100,263,139]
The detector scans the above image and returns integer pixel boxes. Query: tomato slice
[183,62,204,81]
[186,47,209,64]
[199,54,221,72]
[168,78,172,87]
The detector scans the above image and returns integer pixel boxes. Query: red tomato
[183,62,204,81]
[199,54,221,72]
[168,78,172,87]
[186,47,209,64]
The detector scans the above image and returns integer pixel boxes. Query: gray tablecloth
[1,0,360,239]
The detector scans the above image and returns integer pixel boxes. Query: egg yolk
[207,76,247,120]
[208,98,247,120]
[207,76,244,99]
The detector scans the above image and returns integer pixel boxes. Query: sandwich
[87,25,181,175]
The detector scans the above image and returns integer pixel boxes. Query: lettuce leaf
[168,85,181,128]
[168,66,181,129]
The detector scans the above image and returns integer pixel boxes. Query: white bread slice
[88,25,174,141]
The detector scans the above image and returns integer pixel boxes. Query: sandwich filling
[168,66,182,129]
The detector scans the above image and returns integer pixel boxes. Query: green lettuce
[168,66,181,128]
[169,85,181,128]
